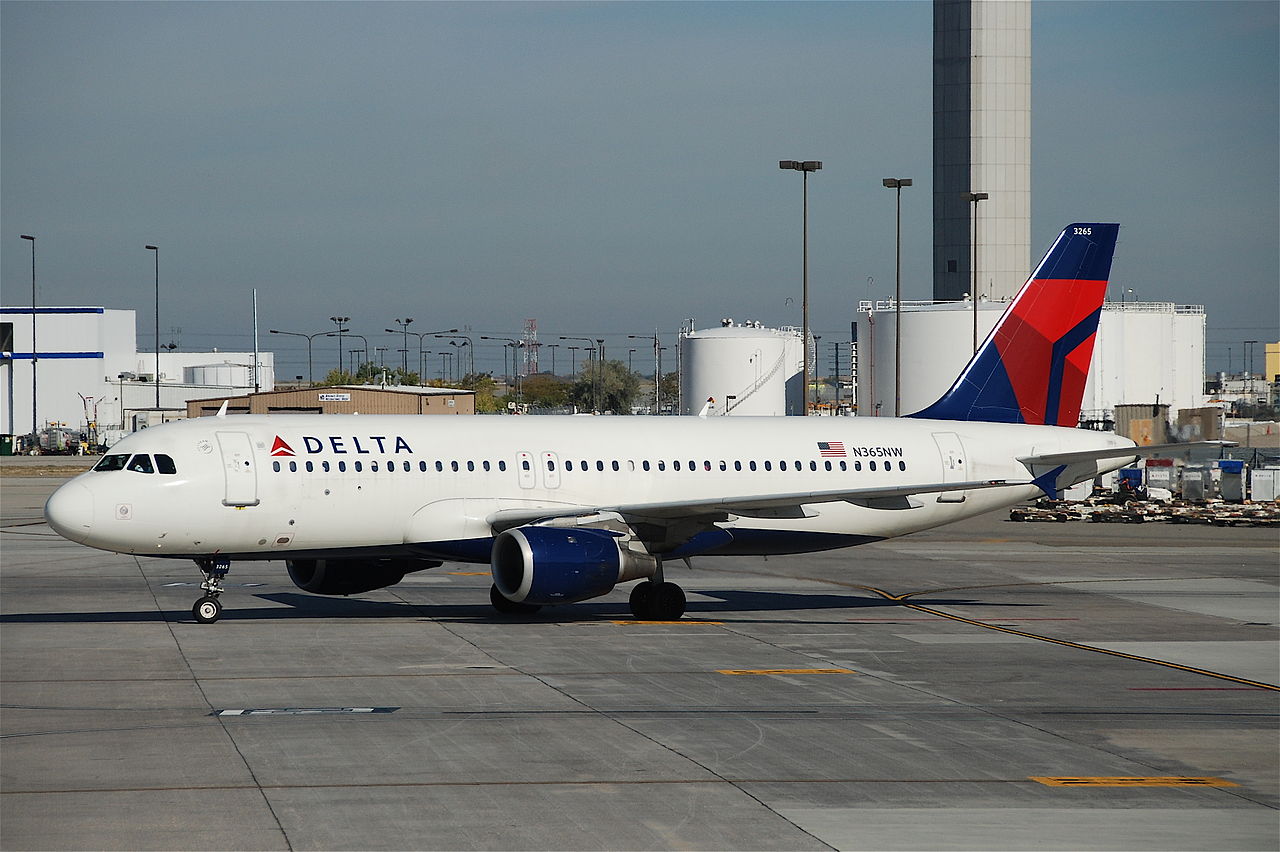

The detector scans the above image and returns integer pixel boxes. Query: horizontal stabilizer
[1019,440,1235,468]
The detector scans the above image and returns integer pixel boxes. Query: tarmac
[2,459,1277,851]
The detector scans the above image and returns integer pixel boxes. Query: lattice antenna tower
[522,318,539,375]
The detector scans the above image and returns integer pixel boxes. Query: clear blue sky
[3,1,1276,380]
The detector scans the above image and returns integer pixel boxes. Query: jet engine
[491,526,657,606]
[286,556,442,596]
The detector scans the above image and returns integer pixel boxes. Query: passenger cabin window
[94,454,130,472]
[126,454,155,474]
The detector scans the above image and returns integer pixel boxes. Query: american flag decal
[817,441,846,457]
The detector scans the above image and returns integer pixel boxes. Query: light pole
[780,159,822,414]
[375,347,388,369]
[964,191,988,352]
[392,318,413,371]
[448,339,469,379]
[545,343,559,375]
[20,235,36,435]
[1244,340,1259,403]
[330,316,350,375]
[813,335,822,407]
[482,336,524,405]
[145,245,160,409]
[269,329,329,385]
[560,336,601,412]
[326,332,366,380]
[432,332,470,375]
[386,327,458,379]
[883,178,912,415]
[629,333,663,415]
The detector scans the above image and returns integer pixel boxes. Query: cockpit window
[126,454,155,474]
[155,454,177,475]
[93,454,130,472]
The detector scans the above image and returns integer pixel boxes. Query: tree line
[318,360,679,414]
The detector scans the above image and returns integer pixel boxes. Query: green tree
[656,371,679,414]
[445,372,502,413]
[320,362,420,387]
[521,372,571,409]
[568,360,642,414]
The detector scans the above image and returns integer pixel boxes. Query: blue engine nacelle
[491,526,657,605]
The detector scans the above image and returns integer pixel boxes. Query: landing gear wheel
[629,582,655,620]
[652,582,686,620]
[490,584,541,615]
[630,581,685,620]
[193,595,223,624]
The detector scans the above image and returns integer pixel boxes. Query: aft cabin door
[932,431,967,504]
[216,431,260,507]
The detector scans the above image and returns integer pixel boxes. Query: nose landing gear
[192,559,230,623]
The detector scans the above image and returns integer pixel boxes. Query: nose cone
[45,482,95,543]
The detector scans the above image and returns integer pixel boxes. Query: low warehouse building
[187,384,474,417]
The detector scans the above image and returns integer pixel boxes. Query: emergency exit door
[216,431,259,507]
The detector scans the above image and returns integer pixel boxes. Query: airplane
[46,223,1172,624]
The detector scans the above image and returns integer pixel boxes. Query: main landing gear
[629,557,686,621]
[192,558,230,623]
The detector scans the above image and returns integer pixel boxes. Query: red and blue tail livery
[910,223,1119,426]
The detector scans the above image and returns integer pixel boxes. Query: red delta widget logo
[271,435,418,455]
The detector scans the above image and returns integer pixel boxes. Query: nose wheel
[192,559,230,623]
[193,595,223,623]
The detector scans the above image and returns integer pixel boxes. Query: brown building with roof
[187,385,475,417]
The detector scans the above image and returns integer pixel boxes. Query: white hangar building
[1,305,273,438]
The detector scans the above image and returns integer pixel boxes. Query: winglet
[215,400,229,418]
[697,397,714,418]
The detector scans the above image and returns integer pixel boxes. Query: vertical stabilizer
[909,223,1119,426]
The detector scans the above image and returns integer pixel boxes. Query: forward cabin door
[932,431,968,504]
[216,431,260,507]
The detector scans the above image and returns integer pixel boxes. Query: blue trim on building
[4,352,104,360]
[0,307,105,315]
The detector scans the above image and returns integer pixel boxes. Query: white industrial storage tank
[679,321,804,416]
[854,300,1005,418]
[183,362,253,387]
[853,299,1206,419]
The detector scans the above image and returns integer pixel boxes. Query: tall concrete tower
[933,0,1030,302]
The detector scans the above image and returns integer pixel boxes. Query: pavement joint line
[717,668,857,675]
[610,620,724,625]
[0,777,1045,796]
[134,555,295,851]
[893,599,1280,691]
[825,582,1280,692]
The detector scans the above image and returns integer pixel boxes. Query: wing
[485,477,1027,532]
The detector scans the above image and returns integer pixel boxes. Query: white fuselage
[45,414,1135,563]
